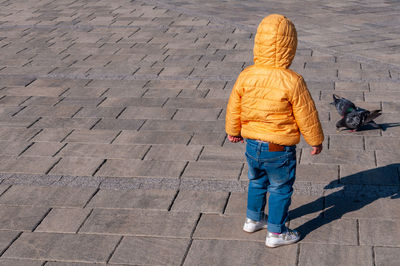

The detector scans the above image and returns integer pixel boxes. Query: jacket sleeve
[290,77,324,146]
[225,78,242,137]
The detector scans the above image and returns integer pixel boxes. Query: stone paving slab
[109,236,190,265]
[184,239,298,266]
[0,185,97,207]
[0,0,400,264]
[298,243,373,266]
[79,209,199,238]
[2,232,121,263]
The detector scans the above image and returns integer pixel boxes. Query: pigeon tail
[365,110,382,123]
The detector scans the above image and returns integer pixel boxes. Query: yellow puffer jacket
[225,14,324,146]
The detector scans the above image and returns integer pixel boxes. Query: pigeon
[336,109,382,131]
[331,94,356,117]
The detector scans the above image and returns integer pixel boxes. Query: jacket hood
[253,14,297,68]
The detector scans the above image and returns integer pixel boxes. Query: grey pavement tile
[184,239,297,266]
[49,157,104,176]
[0,205,49,231]
[74,107,125,119]
[63,87,108,98]
[324,196,400,220]
[0,141,32,156]
[0,115,37,128]
[369,81,400,92]
[63,129,120,144]
[141,119,225,133]
[339,164,399,185]
[99,97,166,108]
[0,128,39,142]
[0,231,20,254]
[0,156,58,174]
[87,189,176,210]
[295,164,338,183]
[58,143,150,159]
[109,236,190,265]
[113,130,192,145]
[142,88,181,98]
[1,86,65,97]
[164,98,227,109]
[290,217,358,245]
[35,208,92,233]
[182,161,243,179]
[22,142,64,157]
[375,247,400,266]
[190,132,226,146]
[46,262,105,266]
[199,145,245,162]
[173,108,222,121]
[298,243,373,266]
[92,118,145,131]
[0,96,30,106]
[2,232,120,263]
[144,144,203,161]
[31,128,72,142]
[103,87,146,98]
[360,219,400,247]
[22,96,61,106]
[376,150,400,166]
[96,159,186,178]
[193,213,265,242]
[0,259,44,266]
[79,209,199,237]
[365,136,400,152]
[16,105,81,118]
[56,97,106,107]
[177,89,209,98]
[328,135,364,150]
[171,190,228,213]
[118,106,176,120]
[30,117,99,130]
[382,102,400,113]
[300,149,375,165]
[365,92,400,102]
[0,185,97,207]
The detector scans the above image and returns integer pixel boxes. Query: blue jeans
[245,138,296,233]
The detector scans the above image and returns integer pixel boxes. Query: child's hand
[311,144,323,155]
[228,135,244,143]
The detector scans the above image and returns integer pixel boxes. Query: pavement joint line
[45,158,62,175]
[295,244,301,266]
[106,236,124,264]
[0,231,23,257]
[83,187,100,209]
[221,192,231,214]
[167,189,180,211]
[76,208,94,234]
[17,142,34,157]
[31,207,53,232]
[180,212,202,266]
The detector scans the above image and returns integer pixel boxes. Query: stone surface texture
[0,0,399,264]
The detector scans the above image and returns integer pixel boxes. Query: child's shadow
[290,164,400,239]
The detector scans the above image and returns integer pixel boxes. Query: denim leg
[266,153,296,233]
[246,165,268,221]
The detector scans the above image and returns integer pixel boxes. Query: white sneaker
[243,217,267,233]
[265,228,300,248]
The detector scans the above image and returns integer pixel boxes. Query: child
[225,14,324,248]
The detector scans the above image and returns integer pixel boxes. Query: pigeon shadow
[290,164,400,239]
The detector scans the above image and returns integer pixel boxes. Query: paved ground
[0,0,399,265]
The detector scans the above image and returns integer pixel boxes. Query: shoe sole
[243,224,267,233]
[265,238,299,248]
